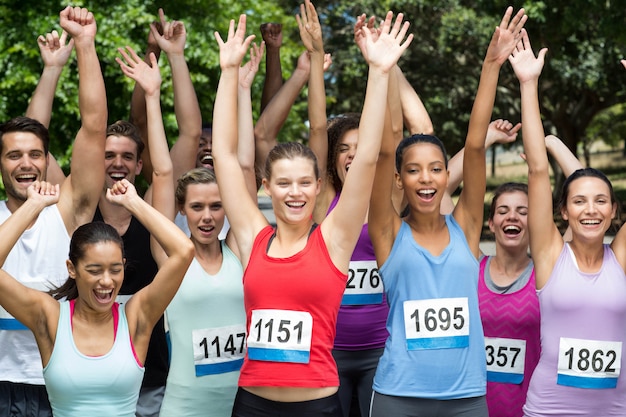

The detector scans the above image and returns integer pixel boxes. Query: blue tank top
[373,215,486,399]
[44,301,144,416]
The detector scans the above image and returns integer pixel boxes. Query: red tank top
[239,225,346,387]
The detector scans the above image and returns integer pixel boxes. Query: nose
[418,170,431,183]
[112,155,124,167]
[201,207,213,222]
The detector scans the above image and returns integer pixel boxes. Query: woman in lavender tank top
[513,30,626,416]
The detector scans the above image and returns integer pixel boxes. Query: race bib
[192,324,246,376]
[342,260,383,305]
[557,337,621,389]
[485,337,526,384]
[247,309,313,363]
[403,298,469,350]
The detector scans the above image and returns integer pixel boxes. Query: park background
[1,0,625,241]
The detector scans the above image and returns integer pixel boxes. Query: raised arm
[129,15,162,180]
[26,29,75,186]
[397,65,433,135]
[153,10,202,182]
[56,6,107,233]
[298,0,328,175]
[213,15,264,268]
[607,62,626,267]
[442,119,521,214]
[509,29,555,288]
[27,30,74,128]
[544,134,582,177]
[325,11,413,269]
[110,180,193,355]
[254,51,331,189]
[0,182,61,351]
[260,23,284,111]
[117,46,174,269]
[453,7,526,257]
[238,42,265,201]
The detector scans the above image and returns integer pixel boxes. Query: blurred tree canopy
[1,0,625,191]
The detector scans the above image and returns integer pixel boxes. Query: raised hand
[260,23,283,49]
[27,181,60,208]
[37,30,74,69]
[214,15,256,70]
[508,29,548,84]
[296,0,323,53]
[149,8,186,56]
[362,12,413,72]
[295,51,332,74]
[59,6,97,41]
[486,119,521,147]
[484,7,527,65]
[106,178,140,207]
[239,42,265,89]
[621,59,626,70]
[116,46,161,97]
[354,14,379,61]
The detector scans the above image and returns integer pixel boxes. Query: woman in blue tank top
[367,7,527,416]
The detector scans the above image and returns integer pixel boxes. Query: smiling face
[196,129,213,170]
[180,182,224,245]
[104,135,143,188]
[489,190,529,251]
[0,131,48,206]
[561,176,616,242]
[263,156,321,225]
[68,241,124,312]
[335,129,358,186]
[396,142,449,214]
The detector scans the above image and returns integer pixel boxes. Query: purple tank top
[328,193,389,350]
[478,256,540,417]
[524,244,626,416]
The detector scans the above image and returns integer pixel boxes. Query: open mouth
[94,289,113,303]
[200,154,213,167]
[109,172,126,181]
[286,201,305,209]
[581,219,601,226]
[417,189,436,202]
[503,225,521,236]
[15,173,37,183]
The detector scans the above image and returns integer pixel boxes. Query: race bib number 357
[485,337,526,384]
[247,310,313,364]
[557,337,622,389]
[403,298,469,350]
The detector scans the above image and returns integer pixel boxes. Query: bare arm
[238,42,265,201]
[260,23,284,112]
[325,11,413,270]
[117,46,174,269]
[56,6,107,234]
[253,52,309,187]
[397,64,433,135]
[213,15,265,268]
[27,30,74,186]
[0,183,61,357]
[108,180,193,358]
[443,119,521,214]
[154,10,203,182]
[544,134,582,177]
[453,7,527,258]
[509,29,557,289]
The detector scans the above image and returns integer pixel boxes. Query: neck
[406,211,445,234]
[98,195,132,234]
[491,248,530,278]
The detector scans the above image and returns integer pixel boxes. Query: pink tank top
[478,256,540,417]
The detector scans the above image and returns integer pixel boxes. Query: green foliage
[0,0,625,183]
